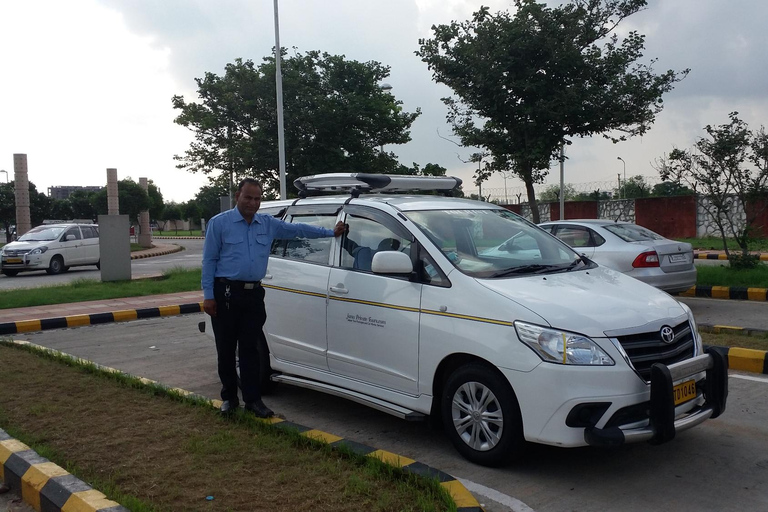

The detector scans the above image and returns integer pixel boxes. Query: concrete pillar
[138,177,151,248]
[13,154,32,237]
[107,168,119,215]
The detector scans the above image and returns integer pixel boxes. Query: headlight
[29,246,49,254]
[680,302,703,353]
[514,321,615,365]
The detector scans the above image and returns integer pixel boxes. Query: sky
[1,0,767,204]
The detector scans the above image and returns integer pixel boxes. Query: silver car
[538,219,696,294]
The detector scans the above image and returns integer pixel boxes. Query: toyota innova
[204,173,727,466]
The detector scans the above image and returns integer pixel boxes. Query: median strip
[679,286,768,301]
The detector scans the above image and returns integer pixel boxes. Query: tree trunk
[525,179,540,224]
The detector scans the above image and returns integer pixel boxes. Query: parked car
[538,219,697,294]
[0,223,100,276]
[202,174,726,466]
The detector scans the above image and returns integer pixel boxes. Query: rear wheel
[2,270,19,277]
[46,255,65,275]
[441,363,525,466]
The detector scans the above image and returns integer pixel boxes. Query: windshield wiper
[490,264,562,278]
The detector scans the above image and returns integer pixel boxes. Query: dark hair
[237,178,262,192]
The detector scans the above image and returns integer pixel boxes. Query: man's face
[235,183,262,217]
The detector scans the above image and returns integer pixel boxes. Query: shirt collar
[229,206,263,224]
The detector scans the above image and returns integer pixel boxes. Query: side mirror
[65,234,76,241]
[371,251,413,274]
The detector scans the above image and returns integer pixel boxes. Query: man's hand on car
[333,221,347,237]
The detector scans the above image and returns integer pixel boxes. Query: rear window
[603,224,665,242]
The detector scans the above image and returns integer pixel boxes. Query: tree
[416,0,688,222]
[195,181,230,222]
[92,178,151,224]
[614,175,652,198]
[160,203,181,232]
[173,51,420,196]
[49,198,74,221]
[0,182,14,242]
[573,189,611,201]
[539,184,577,202]
[651,181,695,197]
[655,112,768,266]
[0,181,53,240]
[147,182,164,223]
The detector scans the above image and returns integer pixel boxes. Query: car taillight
[632,251,660,268]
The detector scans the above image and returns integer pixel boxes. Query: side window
[340,215,412,272]
[589,229,606,247]
[555,226,591,248]
[63,227,82,240]
[81,226,97,239]
[419,247,449,287]
[539,225,555,234]
[270,214,336,264]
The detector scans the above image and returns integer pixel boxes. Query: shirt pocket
[223,235,244,246]
[254,233,271,247]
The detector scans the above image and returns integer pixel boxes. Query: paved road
[0,240,204,291]
[11,315,768,512]
[678,295,768,330]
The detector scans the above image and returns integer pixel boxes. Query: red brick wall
[635,195,697,238]
[502,204,523,215]
[549,201,599,221]
[746,198,768,237]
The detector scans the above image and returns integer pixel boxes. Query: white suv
[207,173,727,466]
[1,223,100,276]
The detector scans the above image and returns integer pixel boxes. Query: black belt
[216,277,261,289]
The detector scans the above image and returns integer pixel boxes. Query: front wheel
[46,255,65,275]
[2,270,19,277]
[441,363,525,466]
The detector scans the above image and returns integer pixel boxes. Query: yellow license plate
[5,258,22,264]
[673,379,697,405]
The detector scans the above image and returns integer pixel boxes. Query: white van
[204,173,727,466]
[0,223,100,276]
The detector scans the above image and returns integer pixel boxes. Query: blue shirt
[202,207,335,299]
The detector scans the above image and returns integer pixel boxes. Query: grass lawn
[679,236,768,252]
[1,267,202,310]
[701,331,768,351]
[695,264,768,288]
[0,343,454,512]
[153,230,203,237]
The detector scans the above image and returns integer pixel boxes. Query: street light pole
[274,0,287,200]
[379,83,393,154]
[617,157,626,199]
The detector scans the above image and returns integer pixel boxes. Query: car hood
[475,266,687,338]
[2,240,47,251]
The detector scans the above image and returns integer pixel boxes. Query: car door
[80,225,100,263]
[326,206,422,395]
[59,226,85,265]
[263,205,339,371]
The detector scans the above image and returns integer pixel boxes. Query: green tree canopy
[92,178,151,223]
[539,184,577,202]
[147,182,164,221]
[173,51,421,196]
[1,181,51,240]
[416,0,688,222]
[651,181,695,197]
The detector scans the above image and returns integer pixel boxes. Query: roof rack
[294,173,462,198]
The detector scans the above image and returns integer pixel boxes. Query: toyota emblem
[660,326,675,344]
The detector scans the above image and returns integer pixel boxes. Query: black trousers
[210,281,267,404]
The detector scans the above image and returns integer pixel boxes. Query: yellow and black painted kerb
[1,340,485,512]
[0,302,204,336]
[694,252,768,261]
[0,428,128,512]
[130,245,183,259]
[679,286,768,301]
[704,344,768,375]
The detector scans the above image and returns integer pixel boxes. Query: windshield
[405,209,586,278]
[603,223,665,242]
[18,226,65,242]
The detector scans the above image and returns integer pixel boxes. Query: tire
[2,270,19,277]
[441,363,525,466]
[46,256,65,275]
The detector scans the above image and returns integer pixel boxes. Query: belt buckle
[244,283,254,290]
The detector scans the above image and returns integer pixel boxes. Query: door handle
[329,285,348,295]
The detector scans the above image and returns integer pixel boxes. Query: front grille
[615,321,695,381]
[3,249,30,257]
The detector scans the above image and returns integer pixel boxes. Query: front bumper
[584,348,728,447]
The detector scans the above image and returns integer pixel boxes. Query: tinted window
[555,226,593,248]
[63,227,82,240]
[270,214,336,264]
[81,226,99,239]
[340,215,413,272]
[604,224,665,242]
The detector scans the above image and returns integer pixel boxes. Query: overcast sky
[2,0,767,203]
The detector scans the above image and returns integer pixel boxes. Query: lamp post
[274,0,287,200]
[0,170,8,183]
[617,157,626,199]
[379,83,393,154]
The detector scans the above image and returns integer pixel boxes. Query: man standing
[202,178,345,417]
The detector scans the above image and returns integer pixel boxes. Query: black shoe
[244,400,274,418]
[220,400,240,414]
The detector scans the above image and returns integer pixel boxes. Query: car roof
[260,194,503,213]
[540,219,632,227]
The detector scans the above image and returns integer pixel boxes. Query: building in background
[47,185,103,199]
